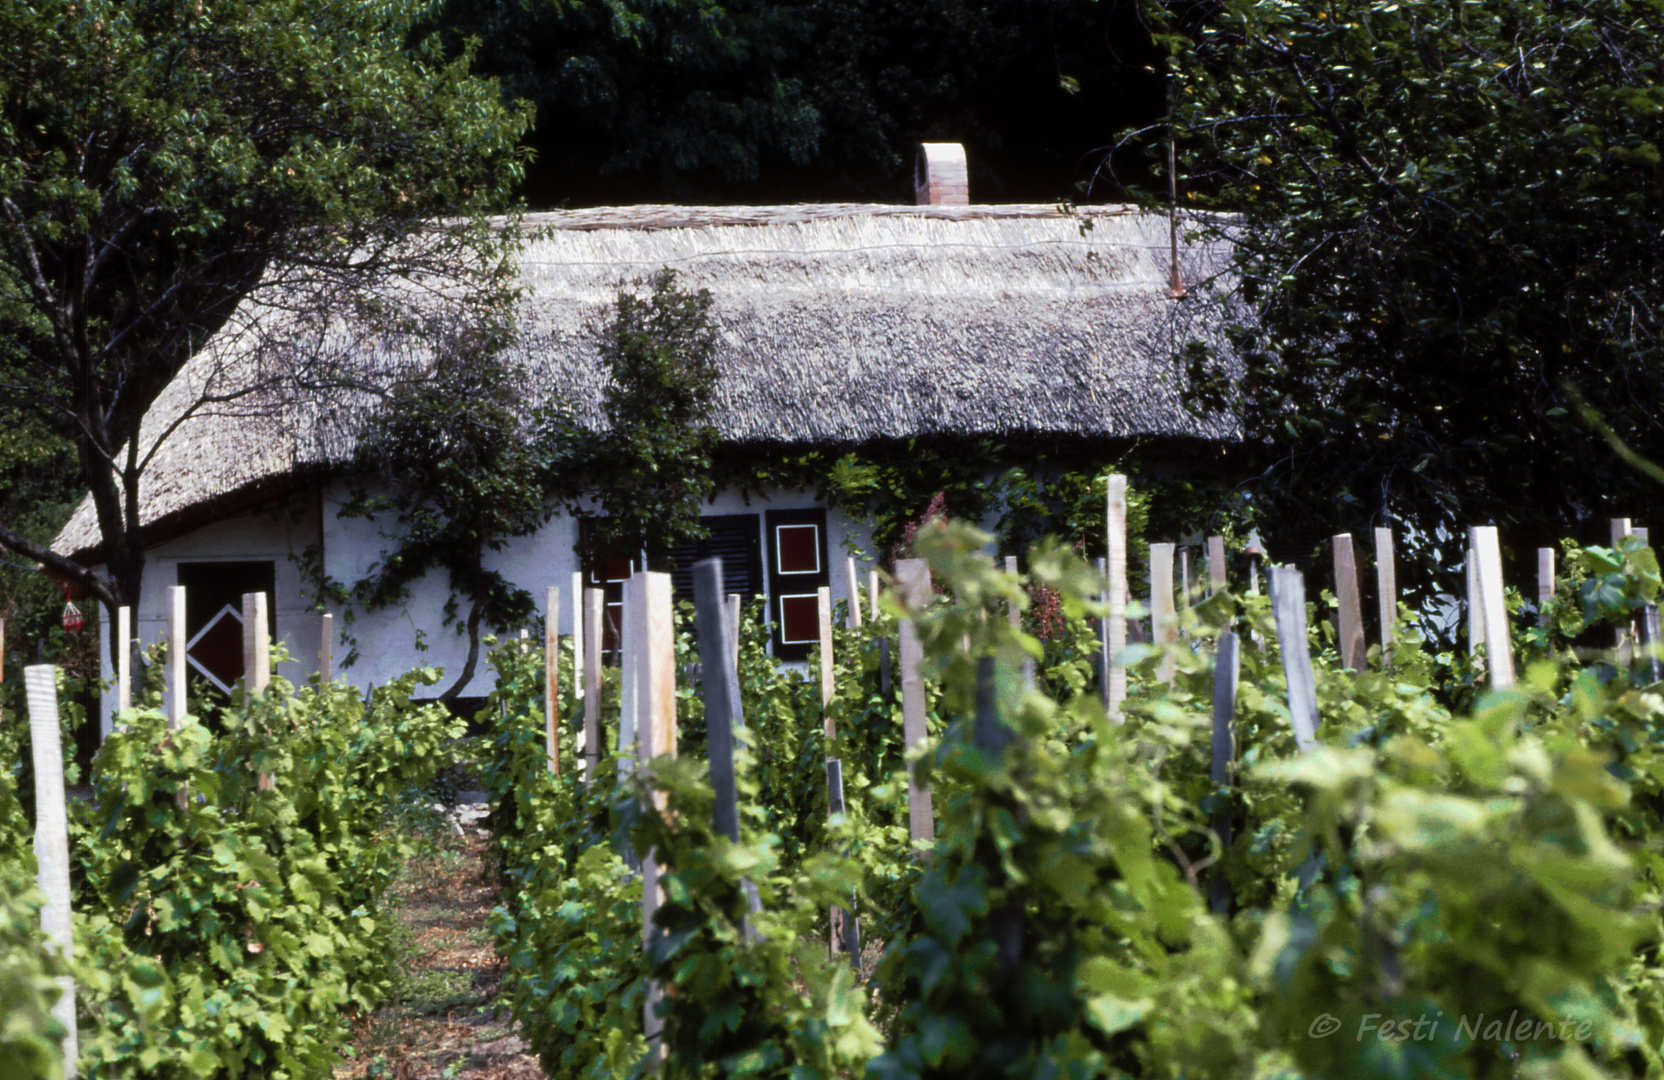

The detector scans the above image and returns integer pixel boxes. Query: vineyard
[7,493,1664,1079]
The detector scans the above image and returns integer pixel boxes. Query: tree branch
[0,519,116,610]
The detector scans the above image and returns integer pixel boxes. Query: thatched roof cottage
[53,146,1239,713]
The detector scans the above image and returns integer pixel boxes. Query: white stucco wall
[314,479,877,698]
[99,498,324,732]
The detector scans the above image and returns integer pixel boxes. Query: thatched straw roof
[54,203,1240,563]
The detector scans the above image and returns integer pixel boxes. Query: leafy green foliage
[483,508,1664,1080]
[573,268,722,572]
[346,321,558,700]
[0,870,68,1080]
[0,0,530,619]
[1159,0,1664,612]
[0,661,463,1078]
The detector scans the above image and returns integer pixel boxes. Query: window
[668,515,762,606]
[765,509,829,661]
[176,561,276,697]
[577,519,637,661]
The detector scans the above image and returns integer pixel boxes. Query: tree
[431,0,1167,204]
[1156,0,1664,600]
[0,0,530,652]
[344,317,560,702]
[575,268,721,572]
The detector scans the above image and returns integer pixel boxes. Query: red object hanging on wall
[62,601,84,632]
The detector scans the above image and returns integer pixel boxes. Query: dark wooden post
[1210,631,1239,915]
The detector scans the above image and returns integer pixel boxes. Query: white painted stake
[617,577,639,782]
[320,613,333,682]
[1096,556,1111,711]
[1538,548,1556,628]
[1180,549,1194,609]
[571,571,585,700]
[1150,542,1178,684]
[1106,475,1128,718]
[845,557,862,629]
[818,586,836,741]
[117,605,132,715]
[726,593,742,670]
[1471,526,1516,689]
[242,592,270,693]
[244,592,273,791]
[167,585,187,728]
[584,588,604,780]
[1269,568,1320,754]
[868,571,880,626]
[896,558,935,845]
[546,586,560,775]
[1466,550,1486,665]
[1374,528,1396,649]
[1332,534,1366,672]
[25,665,77,1076]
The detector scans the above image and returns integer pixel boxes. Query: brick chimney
[914,143,969,206]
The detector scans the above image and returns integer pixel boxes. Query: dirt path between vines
[334,826,544,1080]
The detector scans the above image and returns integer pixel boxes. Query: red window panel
[777,593,822,645]
[774,524,821,575]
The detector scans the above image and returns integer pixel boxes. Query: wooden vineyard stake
[1374,528,1396,650]
[25,665,78,1076]
[1470,526,1516,689]
[1269,567,1319,754]
[571,572,585,701]
[634,571,676,1059]
[818,586,836,741]
[1207,535,1227,596]
[243,592,273,791]
[320,613,333,682]
[545,586,560,775]
[1180,548,1195,610]
[617,576,639,786]
[1465,549,1485,666]
[117,605,132,716]
[1096,556,1111,711]
[896,558,935,845]
[1106,475,1128,718]
[1210,631,1240,915]
[584,588,604,781]
[868,570,880,627]
[825,758,860,964]
[1150,542,1178,684]
[725,594,741,671]
[1538,548,1556,628]
[845,557,863,628]
[167,585,187,729]
[1332,534,1366,672]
